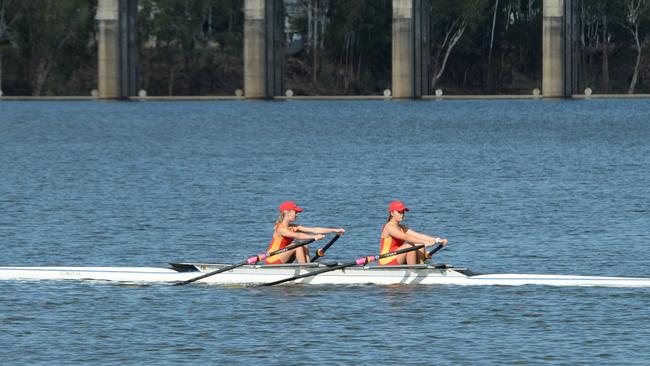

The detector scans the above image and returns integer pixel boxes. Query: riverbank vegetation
[0,0,648,96]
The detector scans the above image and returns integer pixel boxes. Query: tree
[8,0,95,96]
[139,0,243,95]
[304,0,329,83]
[0,0,18,94]
[323,0,391,94]
[622,0,650,93]
[430,0,488,89]
[581,0,610,91]
[486,0,503,89]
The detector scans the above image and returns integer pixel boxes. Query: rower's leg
[387,250,408,265]
[405,247,418,265]
[382,243,416,265]
[399,243,418,265]
[416,247,426,264]
[295,245,310,263]
[268,250,297,264]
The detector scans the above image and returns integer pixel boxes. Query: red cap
[388,200,410,212]
[278,201,303,212]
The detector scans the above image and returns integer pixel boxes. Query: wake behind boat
[2,262,650,287]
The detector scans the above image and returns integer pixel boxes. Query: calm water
[1,99,649,365]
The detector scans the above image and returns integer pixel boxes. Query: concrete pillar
[244,0,283,99]
[392,0,430,99]
[414,0,431,97]
[564,0,579,96]
[96,0,137,99]
[97,0,121,99]
[392,0,414,99]
[119,0,138,98]
[542,0,564,98]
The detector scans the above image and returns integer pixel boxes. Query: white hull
[2,263,650,287]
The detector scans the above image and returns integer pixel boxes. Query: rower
[379,200,447,265]
[265,201,345,264]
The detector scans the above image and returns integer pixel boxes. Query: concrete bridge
[97,0,579,99]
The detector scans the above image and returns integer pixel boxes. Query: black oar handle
[175,239,316,286]
[425,243,445,260]
[310,234,341,262]
[258,244,424,287]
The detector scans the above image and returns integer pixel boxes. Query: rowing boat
[2,262,650,287]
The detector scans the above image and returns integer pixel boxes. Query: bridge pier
[244,0,284,99]
[392,0,431,99]
[96,0,138,99]
[543,0,577,98]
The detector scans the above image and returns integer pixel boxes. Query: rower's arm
[296,226,345,235]
[277,227,323,241]
[385,225,429,245]
[405,229,446,245]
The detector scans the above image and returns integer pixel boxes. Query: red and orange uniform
[379,225,405,265]
[265,225,299,264]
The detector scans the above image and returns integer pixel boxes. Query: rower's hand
[314,234,325,240]
[427,238,447,246]
[336,228,345,235]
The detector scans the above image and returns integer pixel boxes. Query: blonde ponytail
[275,212,286,225]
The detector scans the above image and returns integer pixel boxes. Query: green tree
[621,0,650,93]
[323,0,391,94]
[139,0,243,96]
[285,0,392,95]
[9,0,95,96]
[581,0,629,92]
[430,0,489,90]
[0,0,17,94]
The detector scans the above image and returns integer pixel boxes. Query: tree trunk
[486,0,499,90]
[601,15,609,92]
[579,0,588,88]
[432,20,467,89]
[624,0,647,94]
[1,0,10,95]
[31,59,49,96]
[312,0,319,83]
[168,67,175,96]
[628,25,641,94]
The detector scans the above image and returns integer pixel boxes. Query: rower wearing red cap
[379,200,448,265]
[265,201,345,264]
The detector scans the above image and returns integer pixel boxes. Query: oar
[175,239,315,286]
[424,243,445,260]
[258,244,425,287]
[310,234,341,262]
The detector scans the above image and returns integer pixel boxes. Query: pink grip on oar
[247,256,260,264]
[356,257,367,265]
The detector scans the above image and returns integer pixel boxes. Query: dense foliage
[0,0,648,96]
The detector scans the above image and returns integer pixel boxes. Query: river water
[1,99,649,365]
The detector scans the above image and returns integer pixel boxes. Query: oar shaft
[258,244,424,287]
[310,234,341,262]
[175,239,315,286]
